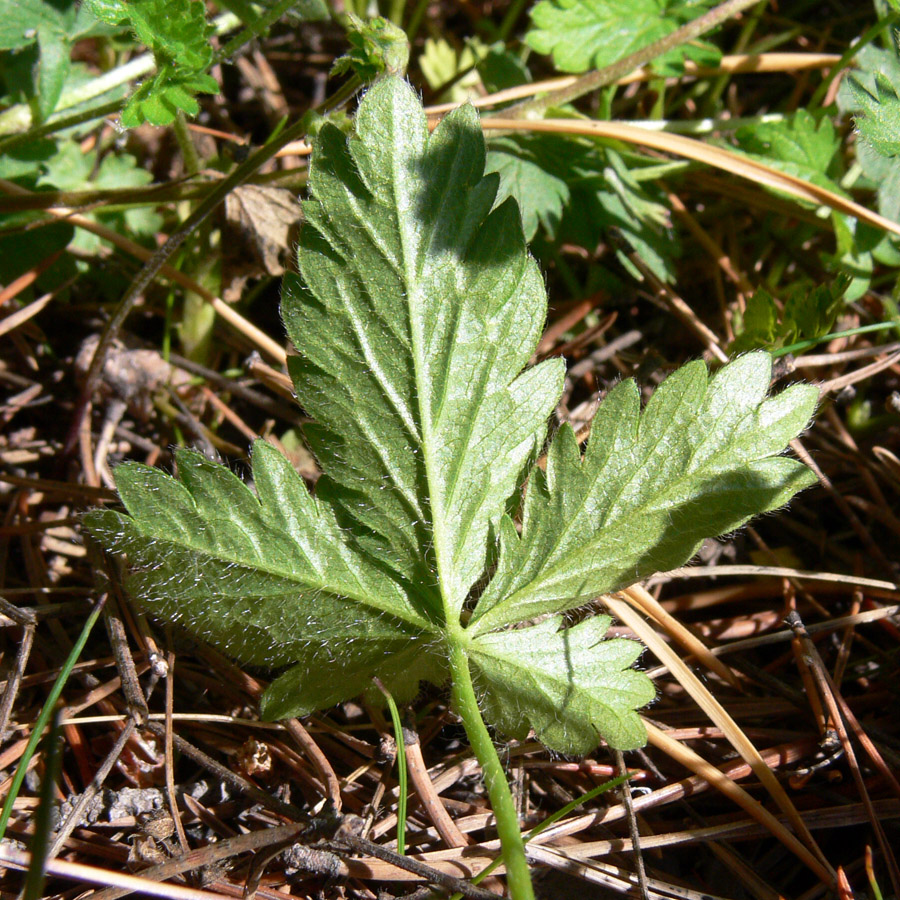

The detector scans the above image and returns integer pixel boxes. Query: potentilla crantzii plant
[86,77,818,900]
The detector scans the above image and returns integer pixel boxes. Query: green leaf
[469,616,655,753]
[34,25,71,121]
[0,0,77,51]
[83,0,218,127]
[121,68,218,127]
[88,78,564,720]
[283,79,564,614]
[470,353,819,635]
[848,71,900,158]
[837,44,900,237]
[86,441,433,666]
[735,109,841,191]
[88,78,816,758]
[85,0,214,70]
[0,0,97,123]
[731,278,849,354]
[524,0,716,74]
[486,132,578,240]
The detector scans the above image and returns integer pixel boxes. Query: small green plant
[524,0,721,74]
[84,0,221,126]
[85,77,819,900]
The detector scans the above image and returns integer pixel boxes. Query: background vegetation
[0,0,899,897]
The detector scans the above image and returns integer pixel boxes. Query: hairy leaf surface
[470,353,818,635]
[469,616,655,752]
[87,77,817,754]
[88,442,432,668]
[282,79,564,614]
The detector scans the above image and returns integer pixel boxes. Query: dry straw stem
[641,721,835,886]
[424,52,844,115]
[602,592,837,886]
[622,584,740,689]
[277,52,847,155]
[0,846,232,900]
[478,119,900,240]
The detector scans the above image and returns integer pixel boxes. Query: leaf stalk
[447,636,535,900]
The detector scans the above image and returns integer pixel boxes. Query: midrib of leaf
[402,126,460,631]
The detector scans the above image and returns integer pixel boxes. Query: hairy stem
[213,0,318,67]
[447,638,534,900]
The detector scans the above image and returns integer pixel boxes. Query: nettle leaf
[470,353,818,636]
[87,78,817,756]
[525,0,717,74]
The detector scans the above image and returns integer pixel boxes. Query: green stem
[405,0,430,41]
[0,98,125,155]
[497,0,529,41]
[447,638,534,900]
[0,596,106,842]
[700,0,765,118]
[774,319,900,357]
[174,111,202,176]
[388,0,406,26]
[374,678,408,855]
[213,0,318,67]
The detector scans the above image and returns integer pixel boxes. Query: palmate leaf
[524,0,718,74]
[86,78,817,755]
